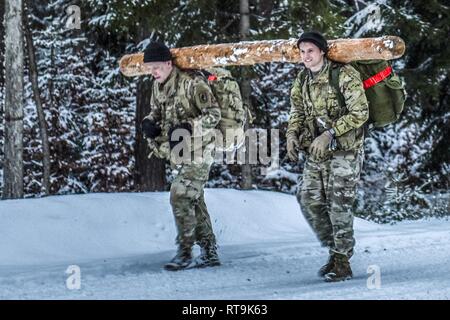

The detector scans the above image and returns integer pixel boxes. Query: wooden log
[120,36,405,77]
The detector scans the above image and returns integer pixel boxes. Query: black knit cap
[296,31,328,54]
[143,42,172,63]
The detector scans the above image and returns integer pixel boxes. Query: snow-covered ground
[0,189,449,300]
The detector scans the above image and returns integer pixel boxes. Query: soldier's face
[299,42,325,72]
[145,61,173,83]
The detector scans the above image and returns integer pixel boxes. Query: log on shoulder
[120,36,405,77]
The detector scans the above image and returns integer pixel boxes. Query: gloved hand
[309,131,333,159]
[287,134,300,162]
[142,118,161,139]
[147,139,170,160]
[168,123,192,150]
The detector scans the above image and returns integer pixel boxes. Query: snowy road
[0,190,449,299]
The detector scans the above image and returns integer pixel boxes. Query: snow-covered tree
[1,0,448,221]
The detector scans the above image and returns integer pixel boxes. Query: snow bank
[0,189,312,266]
[1,189,450,299]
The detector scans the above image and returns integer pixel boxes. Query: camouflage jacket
[144,66,221,160]
[287,58,369,156]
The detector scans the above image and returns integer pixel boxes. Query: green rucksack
[187,67,251,151]
[329,60,406,128]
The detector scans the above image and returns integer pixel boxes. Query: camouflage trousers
[169,159,217,251]
[297,149,363,258]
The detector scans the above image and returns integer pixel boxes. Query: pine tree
[346,0,450,220]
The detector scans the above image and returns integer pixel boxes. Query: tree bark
[24,6,51,196]
[134,25,166,192]
[3,0,24,199]
[239,0,253,190]
[120,36,406,76]
[0,0,5,86]
[135,78,167,191]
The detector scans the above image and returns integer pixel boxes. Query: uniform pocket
[385,75,406,116]
[336,127,364,151]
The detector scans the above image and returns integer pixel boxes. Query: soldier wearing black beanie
[287,30,369,283]
[141,40,223,272]
[297,31,328,54]
[143,41,172,63]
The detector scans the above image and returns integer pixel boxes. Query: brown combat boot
[318,254,336,277]
[324,253,353,282]
[191,244,221,268]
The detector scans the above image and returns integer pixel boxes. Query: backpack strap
[329,62,372,136]
[298,68,307,87]
[329,62,346,111]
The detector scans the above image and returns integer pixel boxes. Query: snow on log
[120,36,405,77]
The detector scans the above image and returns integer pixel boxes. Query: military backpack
[299,60,406,129]
[332,60,406,128]
[186,68,251,151]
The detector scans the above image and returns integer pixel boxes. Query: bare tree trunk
[240,0,250,39]
[135,78,167,191]
[24,5,50,196]
[134,25,166,191]
[240,0,253,189]
[3,0,24,199]
[48,44,54,108]
[0,0,5,86]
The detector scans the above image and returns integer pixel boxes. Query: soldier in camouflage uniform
[141,42,221,271]
[286,32,369,282]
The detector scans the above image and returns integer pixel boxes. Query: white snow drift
[0,189,449,299]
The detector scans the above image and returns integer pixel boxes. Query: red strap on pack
[363,66,392,90]
[208,74,218,81]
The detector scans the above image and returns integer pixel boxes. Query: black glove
[142,118,161,139]
[168,123,192,150]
